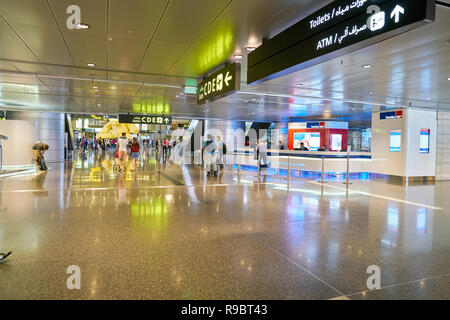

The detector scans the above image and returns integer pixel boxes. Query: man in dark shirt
[299,142,309,151]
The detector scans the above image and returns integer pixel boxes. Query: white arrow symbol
[224,72,233,87]
[390,5,404,23]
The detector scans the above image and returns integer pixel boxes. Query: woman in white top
[117,132,129,172]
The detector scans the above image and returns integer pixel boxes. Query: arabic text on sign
[309,0,368,29]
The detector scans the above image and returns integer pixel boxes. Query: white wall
[405,109,437,177]
[371,109,437,178]
[371,110,407,176]
[0,120,39,166]
[6,111,65,163]
[436,111,450,180]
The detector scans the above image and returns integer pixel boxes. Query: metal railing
[230,149,354,187]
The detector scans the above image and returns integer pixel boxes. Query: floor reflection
[0,150,449,299]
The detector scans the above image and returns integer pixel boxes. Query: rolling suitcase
[37,157,48,171]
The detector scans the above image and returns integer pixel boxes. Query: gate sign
[197,63,240,104]
[248,0,436,84]
[119,114,172,125]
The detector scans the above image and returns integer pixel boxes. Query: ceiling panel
[0,0,74,65]
[0,19,38,61]
[154,0,231,45]
[138,40,188,74]
[48,0,107,67]
[107,0,169,71]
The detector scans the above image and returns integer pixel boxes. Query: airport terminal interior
[0,0,450,300]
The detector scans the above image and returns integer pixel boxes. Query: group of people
[114,133,184,172]
[77,137,118,152]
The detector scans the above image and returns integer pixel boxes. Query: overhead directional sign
[197,63,240,104]
[248,0,436,84]
[119,114,172,125]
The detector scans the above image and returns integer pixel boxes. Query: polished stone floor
[1,151,450,299]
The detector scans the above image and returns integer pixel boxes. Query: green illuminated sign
[184,86,198,94]
[197,63,240,105]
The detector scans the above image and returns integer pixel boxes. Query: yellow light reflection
[131,198,169,234]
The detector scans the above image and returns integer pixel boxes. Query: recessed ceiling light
[76,23,90,30]
[427,97,432,101]
[233,54,244,59]
[86,63,96,67]
[362,64,373,68]
[245,47,256,52]
[296,83,304,87]
[448,77,450,81]
[94,89,99,92]
[368,91,374,94]
[97,104,101,107]
[93,86,98,89]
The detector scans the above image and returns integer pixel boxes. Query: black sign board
[198,63,240,104]
[119,114,172,125]
[248,0,435,84]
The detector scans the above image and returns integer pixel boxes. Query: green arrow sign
[197,63,240,104]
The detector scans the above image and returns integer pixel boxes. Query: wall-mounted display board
[390,130,402,152]
[420,128,430,154]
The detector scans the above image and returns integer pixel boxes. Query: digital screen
[331,134,342,151]
[293,132,321,151]
[420,129,430,154]
[310,133,321,151]
[293,132,306,149]
[390,130,401,152]
[361,130,371,152]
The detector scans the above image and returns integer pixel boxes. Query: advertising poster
[310,132,321,151]
[420,129,430,154]
[390,130,402,152]
[331,134,342,151]
[293,132,306,149]
[293,132,320,150]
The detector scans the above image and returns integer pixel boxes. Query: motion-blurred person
[215,136,225,174]
[117,132,129,172]
[256,139,268,168]
[204,134,217,177]
[130,137,140,171]
[32,141,49,171]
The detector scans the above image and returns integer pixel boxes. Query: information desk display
[288,121,348,151]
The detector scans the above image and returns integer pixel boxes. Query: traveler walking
[130,138,140,171]
[117,133,129,172]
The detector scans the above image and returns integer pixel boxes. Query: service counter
[230,148,372,175]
